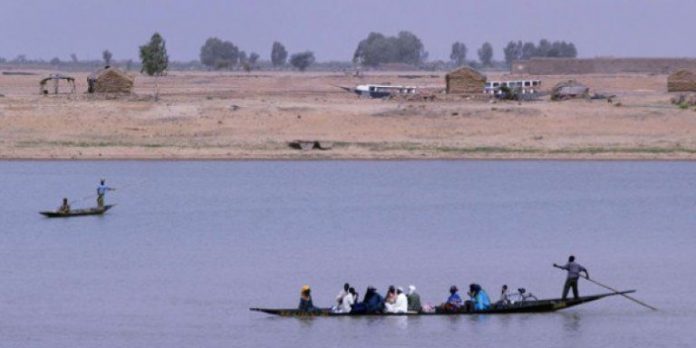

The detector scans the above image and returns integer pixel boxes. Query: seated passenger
[364,286,384,314]
[298,285,318,312]
[58,198,70,213]
[447,285,464,307]
[385,287,408,313]
[467,283,491,311]
[496,284,510,306]
[332,283,350,312]
[335,287,356,313]
[384,285,397,306]
[407,285,422,312]
[438,285,464,312]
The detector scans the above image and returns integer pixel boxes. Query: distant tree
[353,32,392,66]
[50,57,61,65]
[102,50,112,66]
[503,39,577,65]
[565,42,578,58]
[478,42,493,67]
[139,32,169,100]
[450,42,468,67]
[70,53,79,63]
[271,41,288,67]
[536,39,552,57]
[290,51,315,71]
[353,31,426,67]
[246,52,260,72]
[395,31,426,65]
[551,41,577,58]
[125,59,133,71]
[0,57,6,64]
[200,37,240,70]
[503,41,522,67]
[14,54,27,64]
[237,50,249,71]
[249,52,260,66]
[533,39,577,58]
[522,42,537,59]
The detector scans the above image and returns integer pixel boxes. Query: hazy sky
[2,0,695,62]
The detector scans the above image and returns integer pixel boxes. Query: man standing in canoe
[554,255,590,300]
[97,179,115,208]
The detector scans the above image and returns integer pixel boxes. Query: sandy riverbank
[1,69,694,160]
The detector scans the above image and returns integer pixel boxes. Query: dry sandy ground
[0,69,695,160]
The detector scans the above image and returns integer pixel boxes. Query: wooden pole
[581,275,658,311]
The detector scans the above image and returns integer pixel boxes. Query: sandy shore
[1,69,694,160]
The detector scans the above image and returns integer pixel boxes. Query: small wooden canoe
[40,204,115,218]
[250,290,635,317]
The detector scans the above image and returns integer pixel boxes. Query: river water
[0,161,694,347]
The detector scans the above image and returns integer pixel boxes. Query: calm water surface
[0,161,694,347]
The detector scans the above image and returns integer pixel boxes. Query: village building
[445,66,486,94]
[87,66,134,94]
[667,69,696,92]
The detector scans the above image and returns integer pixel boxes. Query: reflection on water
[0,160,695,347]
[561,312,583,335]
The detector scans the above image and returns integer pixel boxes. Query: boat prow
[40,204,115,218]
[250,290,636,317]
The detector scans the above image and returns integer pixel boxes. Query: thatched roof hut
[551,80,589,101]
[87,66,134,94]
[446,66,486,94]
[667,69,696,92]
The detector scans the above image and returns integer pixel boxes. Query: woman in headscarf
[298,285,317,312]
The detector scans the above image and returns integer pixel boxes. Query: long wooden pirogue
[251,290,635,317]
[39,204,115,218]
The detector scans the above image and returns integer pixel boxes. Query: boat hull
[250,291,634,317]
[40,204,115,218]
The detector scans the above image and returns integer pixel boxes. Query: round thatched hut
[445,66,486,94]
[87,66,134,94]
[667,69,696,92]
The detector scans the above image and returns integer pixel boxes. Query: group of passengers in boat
[438,284,491,313]
[297,256,589,314]
[299,282,491,314]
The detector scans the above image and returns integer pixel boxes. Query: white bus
[485,80,541,95]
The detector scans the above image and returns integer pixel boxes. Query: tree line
[200,38,314,71]
[1,31,578,72]
[503,39,577,66]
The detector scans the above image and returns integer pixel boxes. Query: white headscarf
[408,285,416,295]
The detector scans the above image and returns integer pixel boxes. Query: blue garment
[298,296,316,312]
[472,290,491,311]
[97,184,112,195]
[447,293,463,307]
[365,292,384,313]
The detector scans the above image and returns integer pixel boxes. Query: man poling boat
[97,179,116,208]
[552,256,658,311]
[553,255,589,300]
